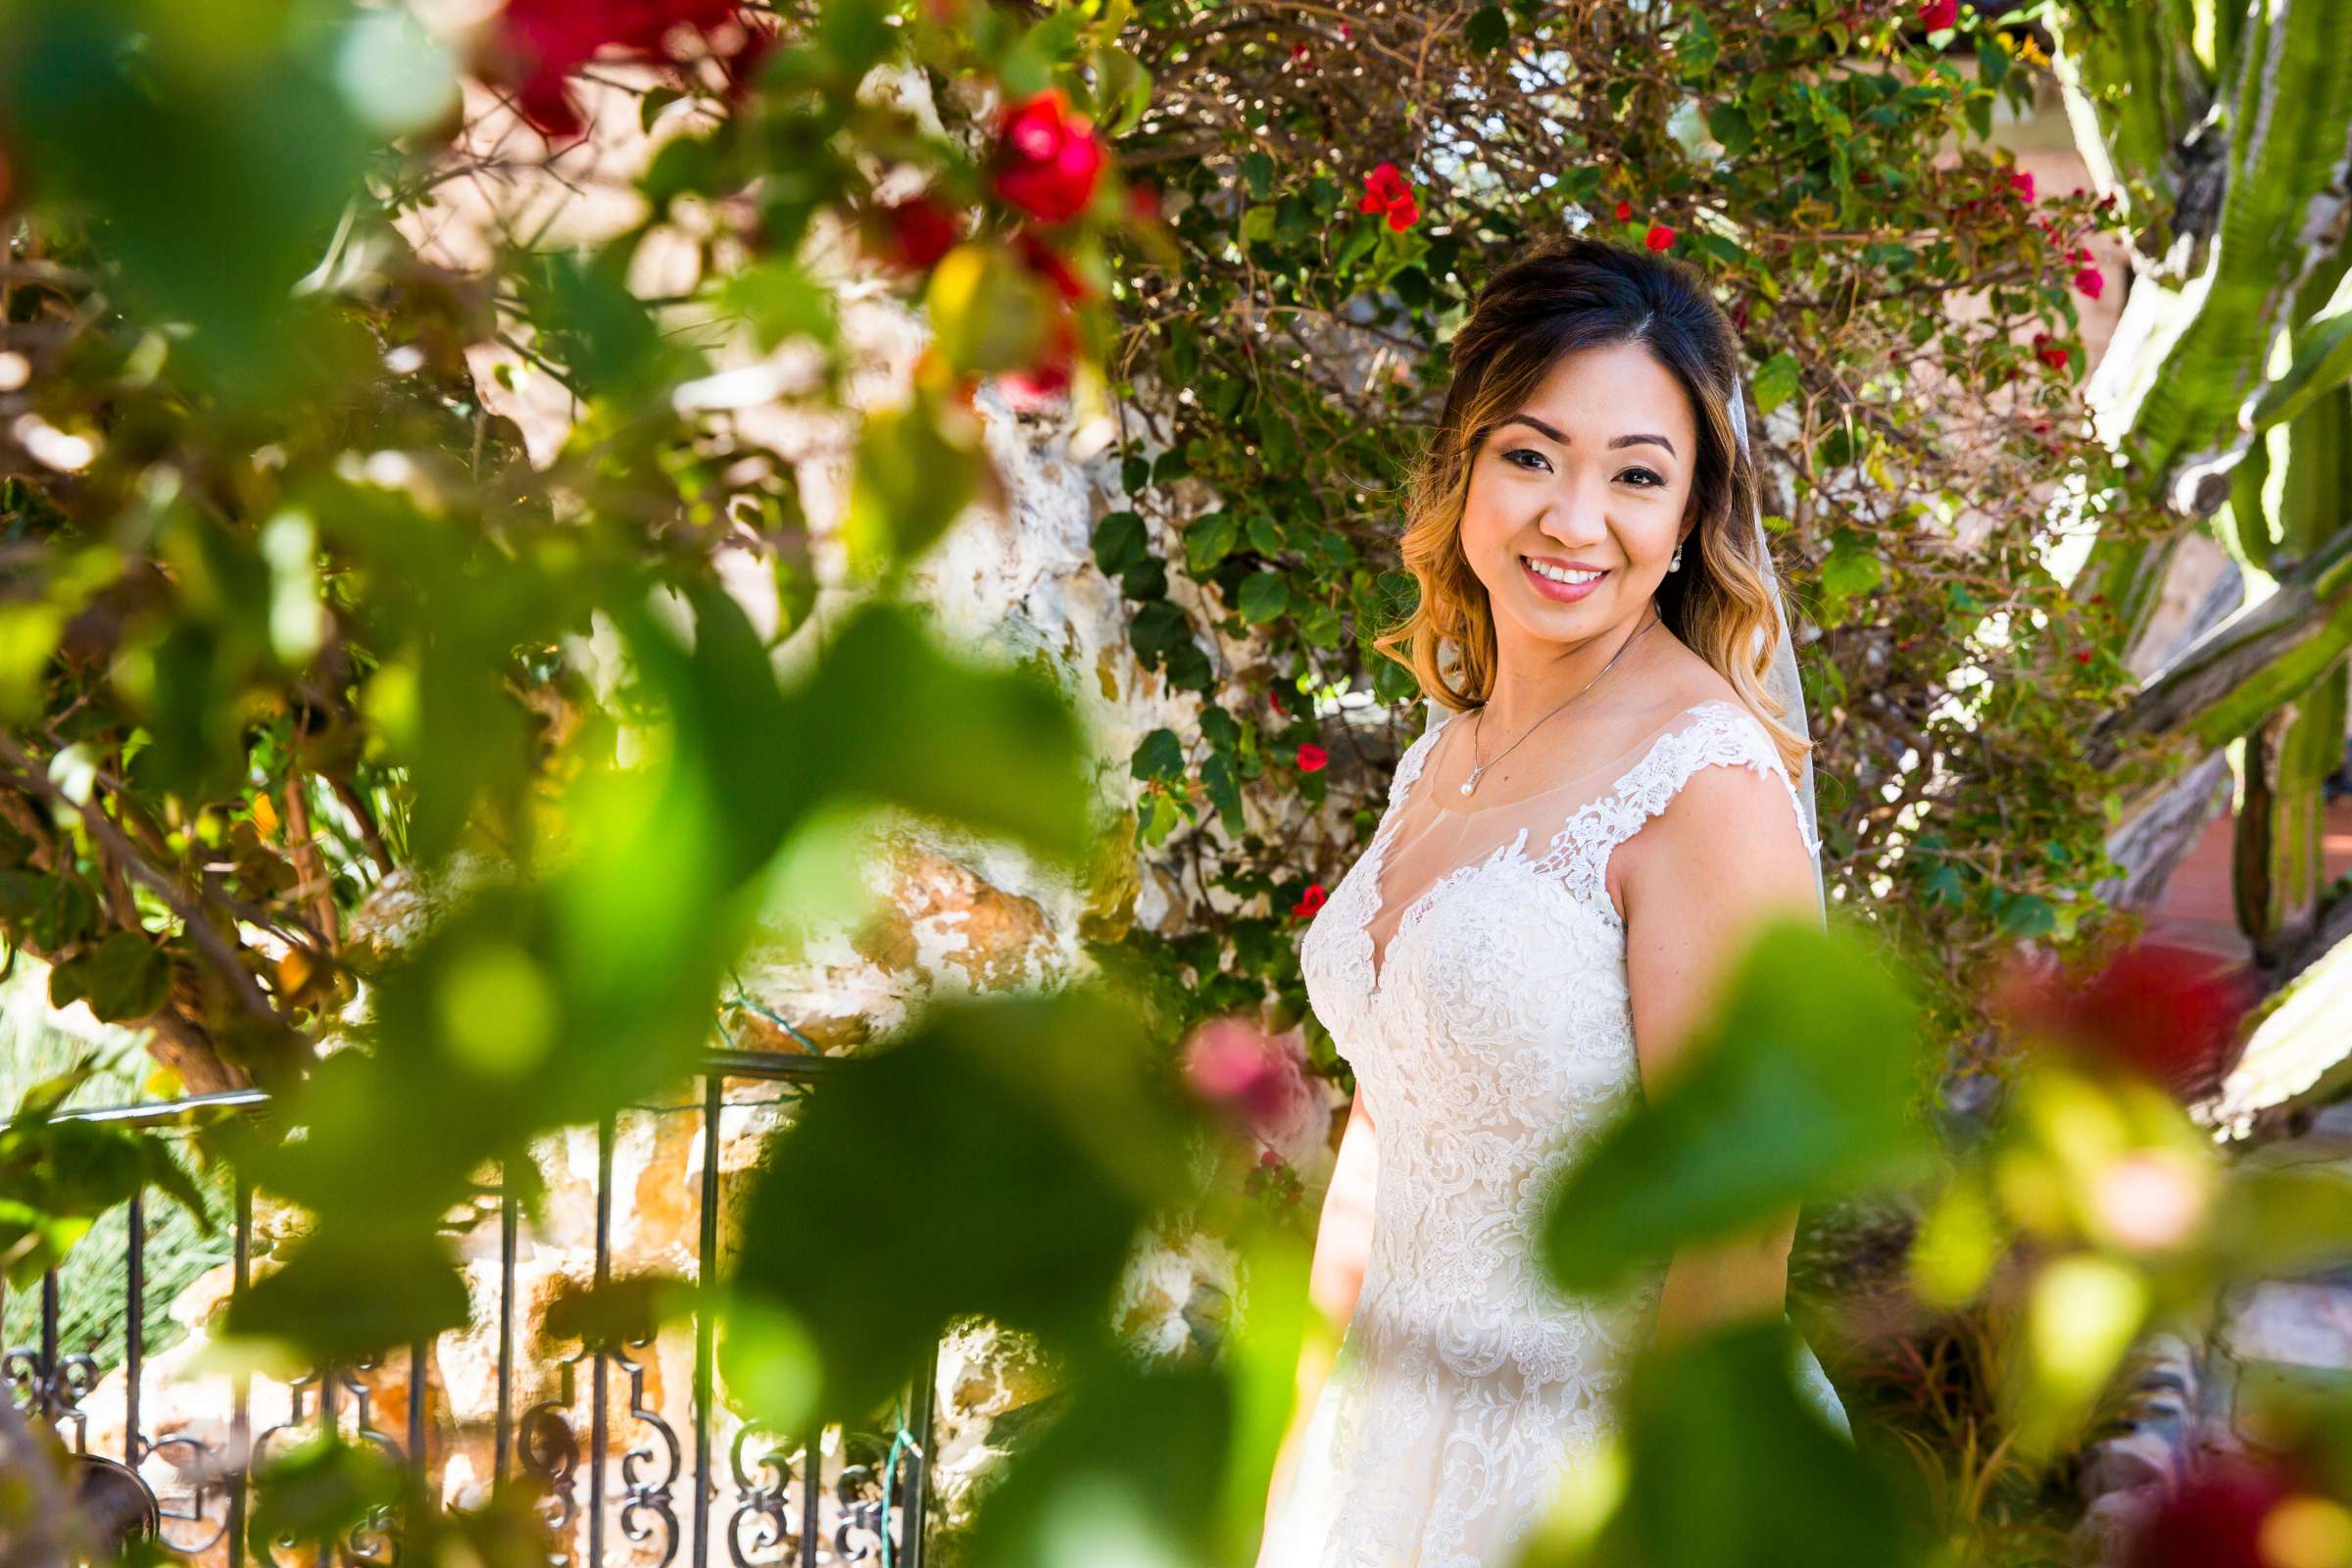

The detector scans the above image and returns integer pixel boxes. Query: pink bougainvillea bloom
[1183,1017,1309,1143]
[1613,199,1633,221]
[1644,222,1676,252]
[1919,0,1958,26]
[1296,742,1329,772]
[1357,162,1421,231]
[991,89,1107,224]
[2007,169,2036,202]
[1293,883,1328,918]
[2074,266,2104,300]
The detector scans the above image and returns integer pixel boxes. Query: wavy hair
[1369,233,1811,780]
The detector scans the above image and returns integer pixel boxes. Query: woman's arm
[1263,1085,1379,1528]
[1618,760,1822,1347]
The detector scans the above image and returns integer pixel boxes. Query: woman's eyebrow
[1499,414,1677,459]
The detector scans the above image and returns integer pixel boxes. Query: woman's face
[1456,339,1700,657]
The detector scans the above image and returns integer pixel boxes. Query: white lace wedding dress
[1257,698,1851,1568]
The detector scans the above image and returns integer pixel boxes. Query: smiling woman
[1257,234,1846,1568]
[1373,234,1809,784]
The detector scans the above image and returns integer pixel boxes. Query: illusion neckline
[1358,698,1741,1001]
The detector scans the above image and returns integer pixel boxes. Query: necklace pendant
[1460,770,1479,796]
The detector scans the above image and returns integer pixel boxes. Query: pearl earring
[1668,542,1685,572]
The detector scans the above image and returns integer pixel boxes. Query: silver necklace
[1460,609,1662,798]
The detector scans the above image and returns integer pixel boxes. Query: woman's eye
[1503,448,1551,472]
[1619,467,1665,488]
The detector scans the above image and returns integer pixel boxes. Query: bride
[1254,234,1850,1566]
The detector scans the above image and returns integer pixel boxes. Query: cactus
[2058,0,2352,645]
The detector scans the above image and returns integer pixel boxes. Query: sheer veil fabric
[1256,373,1848,1567]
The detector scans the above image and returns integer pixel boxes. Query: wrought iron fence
[4,1050,937,1567]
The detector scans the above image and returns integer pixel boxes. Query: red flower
[1291,41,1311,64]
[991,88,1107,225]
[1268,687,1287,714]
[1644,222,1676,252]
[2074,266,2105,300]
[1919,0,1957,25]
[2119,1457,2302,1568]
[1013,227,1090,302]
[1992,940,2256,1101]
[2007,168,2036,203]
[1126,181,1162,224]
[870,196,960,273]
[2074,649,2092,664]
[490,0,747,140]
[1296,742,1328,772]
[1357,162,1421,231]
[997,310,1080,413]
[1613,199,1633,221]
[1293,883,1328,918]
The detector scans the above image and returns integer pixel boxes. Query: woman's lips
[1519,556,1609,603]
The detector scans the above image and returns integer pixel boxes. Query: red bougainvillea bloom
[1613,199,1633,221]
[1296,742,1329,772]
[2007,169,2036,202]
[1919,0,1958,26]
[1126,181,1162,224]
[492,0,747,140]
[1293,883,1328,919]
[2032,331,2070,370]
[1013,228,1090,302]
[991,89,1107,225]
[869,196,960,273]
[2119,1457,2303,1568]
[2074,266,2105,300]
[1358,162,1421,231]
[997,310,1079,413]
[1268,687,1287,714]
[2075,649,2093,663]
[1644,222,1676,252]
[1992,939,2256,1100]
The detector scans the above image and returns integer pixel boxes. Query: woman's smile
[1518,554,1610,603]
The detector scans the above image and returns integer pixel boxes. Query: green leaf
[66,931,172,1022]
[842,404,984,579]
[1130,727,1185,783]
[1539,917,1934,1294]
[1185,511,1240,575]
[731,989,1201,1416]
[1751,351,1800,416]
[1092,510,1151,577]
[1465,5,1510,53]
[801,603,1095,869]
[1818,532,1885,604]
[1709,102,1754,158]
[1580,1317,1918,1568]
[1241,150,1274,200]
[1237,571,1290,624]
[964,1354,1232,1568]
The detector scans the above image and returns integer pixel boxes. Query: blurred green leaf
[1534,1316,1920,1568]
[1541,917,1934,1294]
[795,601,1096,868]
[732,987,1203,1416]
[963,1350,1232,1568]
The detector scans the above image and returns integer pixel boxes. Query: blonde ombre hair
[1370,234,1813,781]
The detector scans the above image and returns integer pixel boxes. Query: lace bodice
[1260,699,1843,1567]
